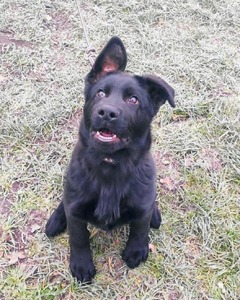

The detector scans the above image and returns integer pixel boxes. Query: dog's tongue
[101,129,114,137]
[95,129,119,143]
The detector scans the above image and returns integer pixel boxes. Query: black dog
[45,37,175,283]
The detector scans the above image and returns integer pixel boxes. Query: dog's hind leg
[150,202,161,229]
[45,201,67,237]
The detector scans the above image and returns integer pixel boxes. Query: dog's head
[82,37,175,155]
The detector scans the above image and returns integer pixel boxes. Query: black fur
[45,36,175,283]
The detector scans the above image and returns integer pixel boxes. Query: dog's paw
[150,206,161,229]
[70,258,96,284]
[45,210,67,237]
[122,245,149,269]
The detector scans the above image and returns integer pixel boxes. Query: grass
[0,0,239,299]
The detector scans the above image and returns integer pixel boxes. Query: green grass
[0,0,239,299]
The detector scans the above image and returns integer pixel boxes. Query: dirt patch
[27,209,46,235]
[0,195,12,216]
[198,148,223,172]
[184,148,223,172]
[58,107,82,130]
[0,30,32,52]
[185,236,201,260]
[2,209,46,267]
[47,11,73,47]
[50,11,71,32]
[154,151,185,193]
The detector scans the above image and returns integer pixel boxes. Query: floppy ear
[86,36,127,83]
[141,75,175,114]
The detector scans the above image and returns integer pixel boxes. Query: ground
[0,0,239,299]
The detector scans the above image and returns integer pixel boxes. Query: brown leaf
[7,253,19,265]
[17,251,26,260]
[149,243,156,253]
[31,224,41,233]
[7,251,26,265]
[160,176,175,191]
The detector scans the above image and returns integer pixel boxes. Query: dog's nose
[97,106,119,121]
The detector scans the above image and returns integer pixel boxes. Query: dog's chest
[78,188,136,229]
[91,203,137,230]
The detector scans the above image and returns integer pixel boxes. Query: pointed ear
[86,36,127,83]
[141,75,175,113]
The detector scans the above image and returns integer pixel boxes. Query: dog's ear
[87,37,127,83]
[140,75,175,113]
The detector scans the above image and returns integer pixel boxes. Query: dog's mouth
[93,129,121,143]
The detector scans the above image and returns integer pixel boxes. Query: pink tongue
[101,130,114,137]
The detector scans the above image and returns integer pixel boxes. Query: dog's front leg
[122,213,151,269]
[67,215,96,283]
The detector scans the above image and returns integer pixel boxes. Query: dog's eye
[97,90,106,98]
[127,96,139,105]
